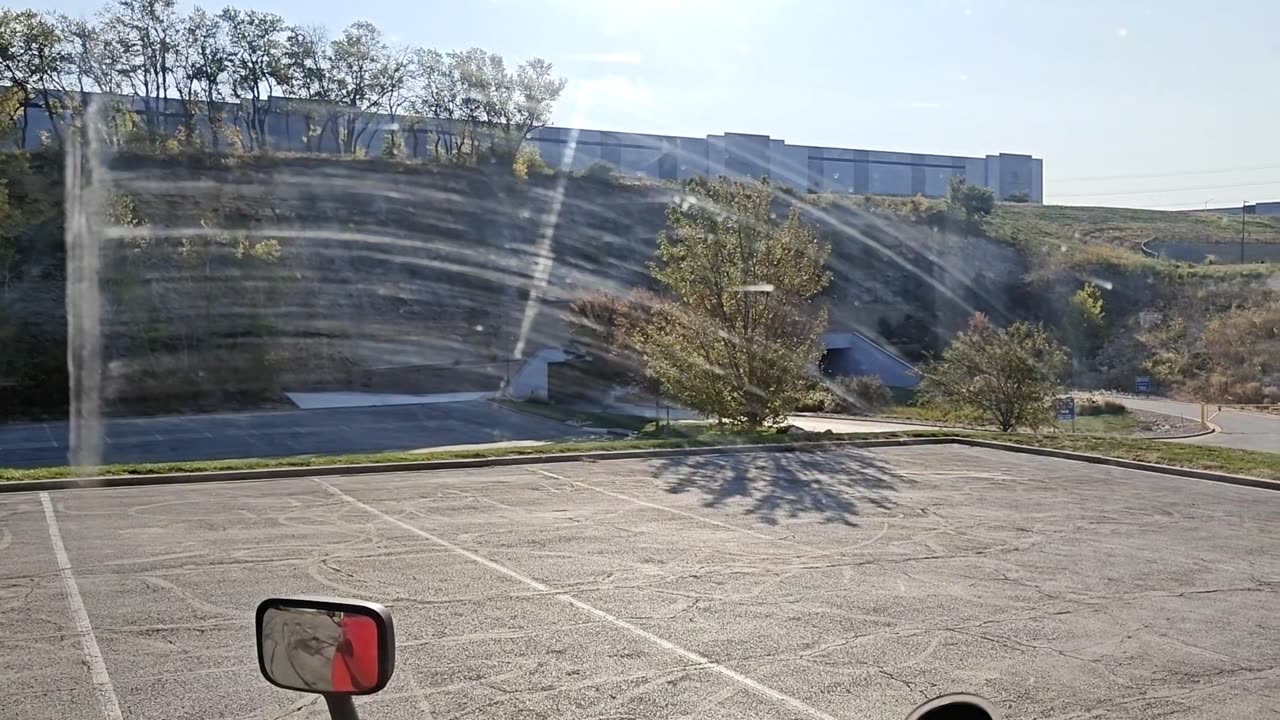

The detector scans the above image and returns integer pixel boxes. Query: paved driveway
[3,446,1277,720]
[1114,397,1278,453]
[0,401,583,469]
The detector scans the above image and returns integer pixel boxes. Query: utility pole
[1241,201,1247,264]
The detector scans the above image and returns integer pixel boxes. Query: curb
[956,438,1279,492]
[0,436,957,494]
[1154,422,1218,441]
[791,412,958,430]
[3,436,1274,496]
[483,399,613,435]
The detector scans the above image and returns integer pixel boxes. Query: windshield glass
[1,2,1277,719]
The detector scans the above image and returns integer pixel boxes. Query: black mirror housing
[256,596,396,696]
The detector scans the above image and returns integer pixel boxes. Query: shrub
[919,313,1067,432]
[1005,191,1031,203]
[512,144,551,180]
[794,384,841,413]
[582,161,616,181]
[946,176,995,223]
[1077,399,1127,416]
[833,375,893,411]
[794,375,893,414]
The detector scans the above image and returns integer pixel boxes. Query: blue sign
[1135,376,1152,394]
[1057,397,1076,421]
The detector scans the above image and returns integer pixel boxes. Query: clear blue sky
[31,0,1280,208]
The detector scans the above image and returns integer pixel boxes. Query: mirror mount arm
[324,694,360,720]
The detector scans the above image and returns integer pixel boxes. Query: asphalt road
[1112,397,1279,453]
[0,401,583,469]
[4,446,1277,720]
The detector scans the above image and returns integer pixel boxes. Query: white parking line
[40,492,124,720]
[315,479,839,720]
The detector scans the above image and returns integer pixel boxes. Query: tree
[635,178,831,429]
[173,7,229,149]
[328,21,407,154]
[280,24,335,152]
[99,0,182,139]
[403,47,563,163]
[0,9,71,145]
[1064,283,1106,369]
[493,56,565,156]
[919,313,1067,432]
[219,8,287,151]
[946,176,995,224]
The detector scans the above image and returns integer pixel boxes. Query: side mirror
[906,694,1000,720]
[256,596,396,696]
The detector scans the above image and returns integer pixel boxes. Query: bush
[833,375,893,412]
[512,144,551,180]
[1005,191,1031,203]
[794,375,893,414]
[1077,399,1127,416]
[946,176,995,223]
[919,313,1067,432]
[582,161,616,181]
[794,384,841,413]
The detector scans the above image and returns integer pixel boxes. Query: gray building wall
[10,89,1043,201]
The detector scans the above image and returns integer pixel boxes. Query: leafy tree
[57,13,126,95]
[404,47,563,162]
[1064,283,1106,368]
[280,24,335,152]
[173,7,229,149]
[635,178,831,429]
[0,9,71,145]
[919,313,1066,432]
[99,0,181,137]
[328,21,409,154]
[493,56,565,156]
[219,7,287,151]
[946,176,995,224]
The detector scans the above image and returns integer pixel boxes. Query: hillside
[2,149,1276,418]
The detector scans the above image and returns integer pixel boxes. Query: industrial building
[10,90,1043,201]
[527,127,1042,202]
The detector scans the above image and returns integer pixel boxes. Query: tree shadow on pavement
[655,448,903,526]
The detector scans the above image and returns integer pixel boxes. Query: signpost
[1135,376,1152,396]
[1057,396,1076,432]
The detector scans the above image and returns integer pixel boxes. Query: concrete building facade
[11,90,1043,201]
[526,127,1041,201]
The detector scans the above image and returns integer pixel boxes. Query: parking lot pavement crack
[948,627,1104,666]
[259,695,322,720]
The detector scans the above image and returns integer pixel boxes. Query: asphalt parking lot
[3,445,1277,720]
